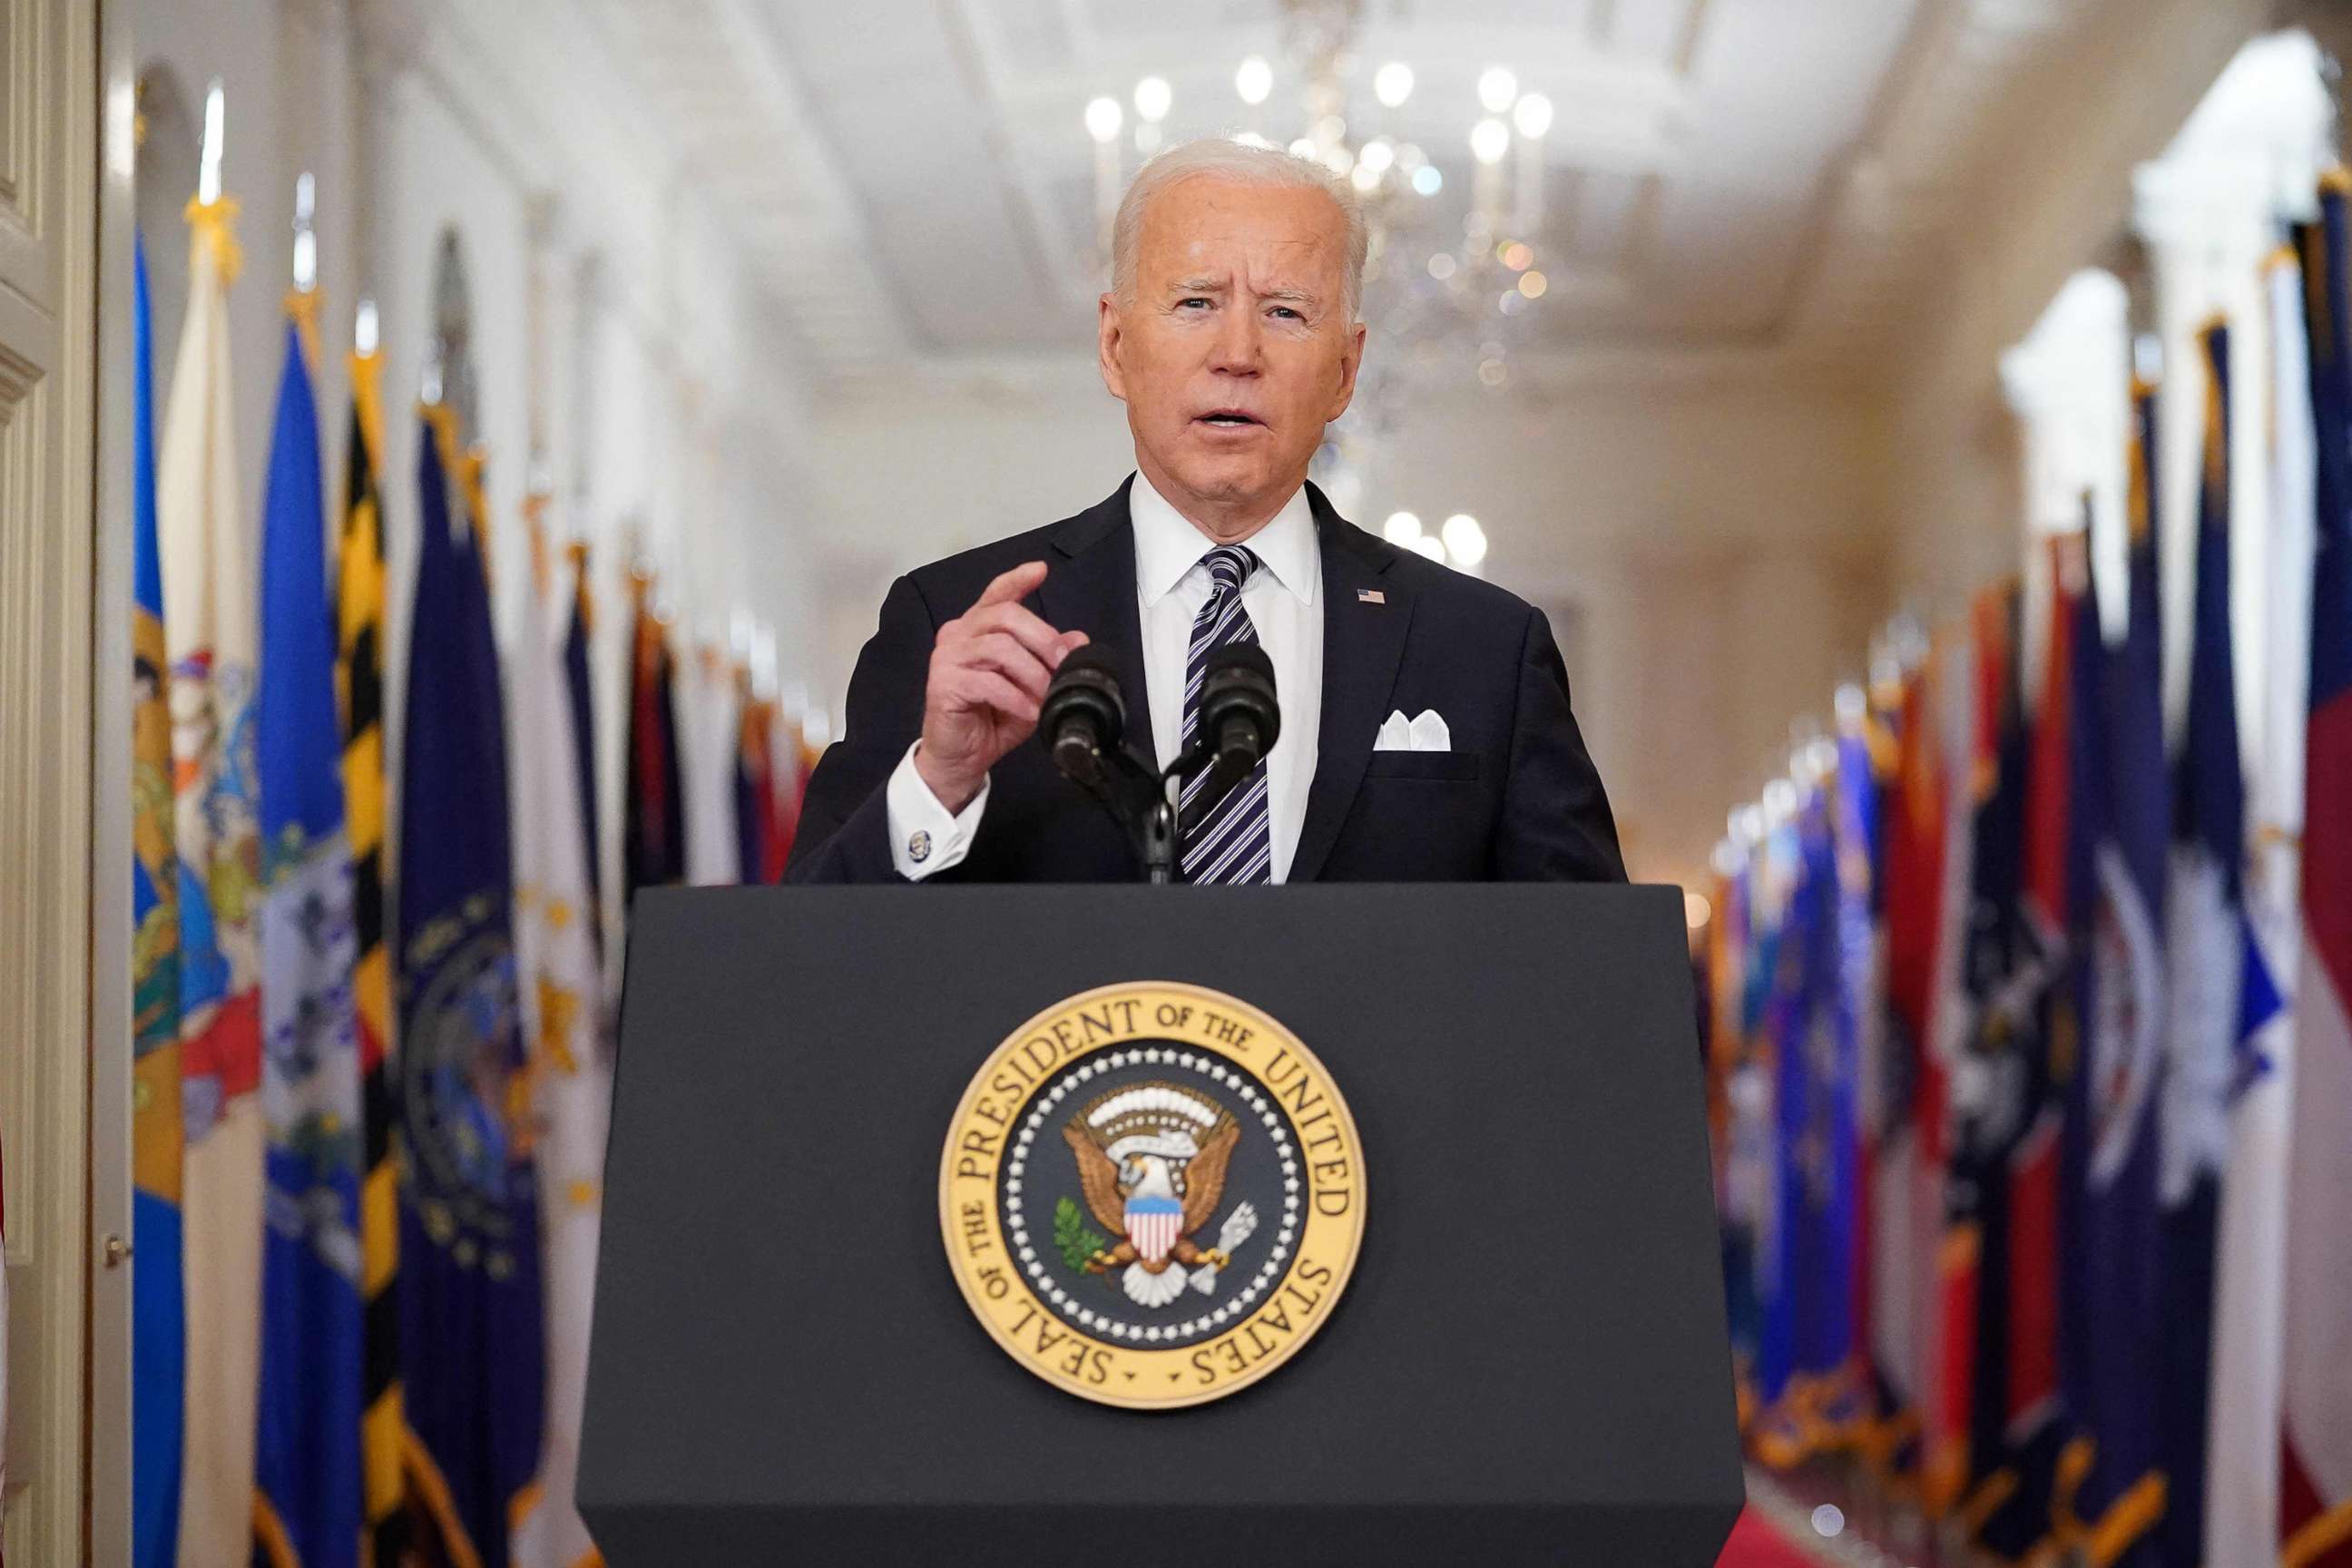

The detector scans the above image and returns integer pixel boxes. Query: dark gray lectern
[581,885,1740,1564]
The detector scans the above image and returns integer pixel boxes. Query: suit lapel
[1036,475,1158,769]
[1290,484,1412,882]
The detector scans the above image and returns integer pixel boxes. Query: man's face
[1099,177,1365,529]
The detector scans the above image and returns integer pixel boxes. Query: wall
[808,373,1886,887]
[1875,0,2281,612]
[132,0,821,927]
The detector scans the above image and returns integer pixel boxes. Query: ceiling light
[1374,61,1414,107]
[1517,270,1547,299]
[1426,252,1455,279]
[1512,93,1553,139]
[1084,96,1123,143]
[1476,66,1518,113]
[1382,511,1422,544]
[1288,136,1317,160]
[1235,54,1273,106]
[1412,164,1443,195]
[1411,534,1446,563]
[1133,76,1171,123]
[1350,161,1380,191]
[1358,138,1395,175]
[1470,118,1510,165]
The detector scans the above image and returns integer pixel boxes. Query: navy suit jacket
[785,478,1624,884]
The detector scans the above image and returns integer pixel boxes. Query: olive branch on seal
[1054,1195,1106,1272]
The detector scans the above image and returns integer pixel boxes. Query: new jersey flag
[252,301,364,1568]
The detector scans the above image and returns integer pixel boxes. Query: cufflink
[907,829,933,864]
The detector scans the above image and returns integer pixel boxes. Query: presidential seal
[940,982,1365,1409]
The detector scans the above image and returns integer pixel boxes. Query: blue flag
[129,228,187,1568]
[396,409,544,1568]
[2058,384,2170,1566]
[253,314,365,1568]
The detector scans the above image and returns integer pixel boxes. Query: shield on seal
[1124,1193,1182,1264]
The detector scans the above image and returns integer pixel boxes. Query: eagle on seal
[1064,1081,1259,1308]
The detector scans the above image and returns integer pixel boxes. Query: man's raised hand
[914,561,1090,813]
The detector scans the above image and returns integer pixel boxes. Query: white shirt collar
[1129,468,1318,609]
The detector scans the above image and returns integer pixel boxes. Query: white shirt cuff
[886,741,990,880]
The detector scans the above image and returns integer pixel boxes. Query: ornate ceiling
[574,0,2153,391]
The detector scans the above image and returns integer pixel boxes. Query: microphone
[1038,644,1127,789]
[1182,644,1279,829]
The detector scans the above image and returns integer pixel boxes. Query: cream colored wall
[1875,0,2280,613]
[806,376,1886,887]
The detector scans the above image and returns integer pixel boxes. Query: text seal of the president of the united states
[940,982,1365,1409]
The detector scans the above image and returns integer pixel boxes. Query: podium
[581,884,1741,1564]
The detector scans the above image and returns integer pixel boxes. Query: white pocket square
[1374,709,1451,751]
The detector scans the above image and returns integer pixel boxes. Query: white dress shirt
[887,470,1323,881]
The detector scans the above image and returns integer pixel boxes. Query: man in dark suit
[788,137,1621,886]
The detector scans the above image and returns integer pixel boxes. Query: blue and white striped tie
[1179,544,1273,885]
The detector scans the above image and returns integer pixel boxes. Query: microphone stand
[1068,740,1230,887]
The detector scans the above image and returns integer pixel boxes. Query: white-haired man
[789,138,1622,885]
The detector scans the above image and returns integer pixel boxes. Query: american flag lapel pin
[1357,588,1386,604]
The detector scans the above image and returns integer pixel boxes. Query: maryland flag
[335,325,405,1568]
[130,228,187,1568]
[158,185,267,1568]
[397,408,544,1567]
[252,295,363,1568]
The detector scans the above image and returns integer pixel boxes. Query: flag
[2157,322,2275,1568]
[1913,607,1995,1521]
[735,679,779,884]
[1980,534,2084,1563]
[397,407,544,1568]
[158,188,266,1568]
[683,646,740,885]
[1865,658,1952,1490]
[2206,236,2318,1568]
[129,228,187,1568]
[1937,589,2043,1534]
[1745,808,1801,1439]
[1715,856,1769,1426]
[335,327,405,1568]
[2055,380,2170,1568]
[764,708,808,879]
[252,299,364,1568]
[509,500,610,1568]
[2280,175,2352,1568]
[623,575,684,904]
[561,540,602,955]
